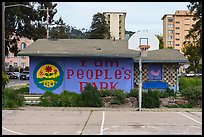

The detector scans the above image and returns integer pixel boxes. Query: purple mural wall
[30,57,134,94]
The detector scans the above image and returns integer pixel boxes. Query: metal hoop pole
[138,51,142,111]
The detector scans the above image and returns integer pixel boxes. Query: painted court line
[177,112,202,125]
[2,126,27,135]
[100,111,105,135]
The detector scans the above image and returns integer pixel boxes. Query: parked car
[185,71,202,77]
[20,71,29,80]
[6,72,18,79]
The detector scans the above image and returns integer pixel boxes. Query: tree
[155,34,164,49]
[88,12,110,39]
[49,17,68,39]
[186,2,202,56]
[4,2,57,56]
[182,41,201,74]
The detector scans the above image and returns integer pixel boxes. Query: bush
[142,89,160,108]
[16,87,29,94]
[59,90,80,107]
[98,89,111,97]
[79,83,102,107]
[2,88,25,109]
[126,88,138,98]
[110,89,126,104]
[160,88,176,98]
[2,71,9,89]
[38,92,60,107]
[179,76,202,91]
[180,86,202,107]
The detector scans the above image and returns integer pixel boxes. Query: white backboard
[128,31,159,51]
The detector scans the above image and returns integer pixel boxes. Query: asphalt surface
[2,107,202,135]
[5,79,29,88]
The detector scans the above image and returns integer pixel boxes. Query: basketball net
[139,45,150,57]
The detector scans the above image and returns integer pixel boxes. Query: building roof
[18,39,139,58]
[134,49,189,63]
[18,39,188,63]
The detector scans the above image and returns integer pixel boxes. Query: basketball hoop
[139,45,150,57]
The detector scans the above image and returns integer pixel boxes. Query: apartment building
[161,10,196,52]
[5,37,33,71]
[103,12,126,40]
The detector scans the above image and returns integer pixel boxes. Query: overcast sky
[53,2,190,35]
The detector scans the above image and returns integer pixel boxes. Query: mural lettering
[66,59,131,91]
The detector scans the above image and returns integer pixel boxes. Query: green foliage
[79,83,102,107]
[88,12,110,39]
[180,86,202,107]
[159,88,176,98]
[98,89,111,97]
[16,87,29,94]
[110,89,126,104]
[142,89,161,108]
[59,90,79,107]
[126,88,138,98]
[187,2,202,56]
[156,34,164,49]
[4,2,57,56]
[2,88,25,109]
[179,76,202,91]
[39,92,61,107]
[2,71,9,89]
[182,43,201,73]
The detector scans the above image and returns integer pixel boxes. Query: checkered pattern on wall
[134,63,179,87]
[162,63,179,87]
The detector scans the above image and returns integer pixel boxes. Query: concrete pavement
[2,107,202,135]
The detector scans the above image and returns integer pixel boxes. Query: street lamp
[2,2,31,71]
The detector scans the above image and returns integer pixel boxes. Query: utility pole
[40,7,54,39]
[2,2,5,71]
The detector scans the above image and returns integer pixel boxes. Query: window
[176,33,180,35]
[14,62,18,67]
[168,36,173,39]
[175,44,180,46]
[184,18,190,20]
[176,21,180,24]
[21,42,27,50]
[168,30,173,34]
[167,24,173,28]
[176,38,180,40]
[175,27,180,29]
[168,18,173,22]
[184,24,190,26]
[167,41,174,45]
[21,63,26,69]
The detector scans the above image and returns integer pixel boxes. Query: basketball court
[2,107,202,135]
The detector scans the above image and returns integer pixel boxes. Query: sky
[53,2,190,35]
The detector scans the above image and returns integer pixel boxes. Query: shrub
[142,89,160,108]
[126,88,138,98]
[179,76,202,91]
[59,90,80,107]
[16,87,29,94]
[180,86,202,107]
[98,89,111,97]
[2,71,9,89]
[2,88,25,109]
[80,83,102,107]
[160,88,176,98]
[110,89,126,104]
[38,92,59,107]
